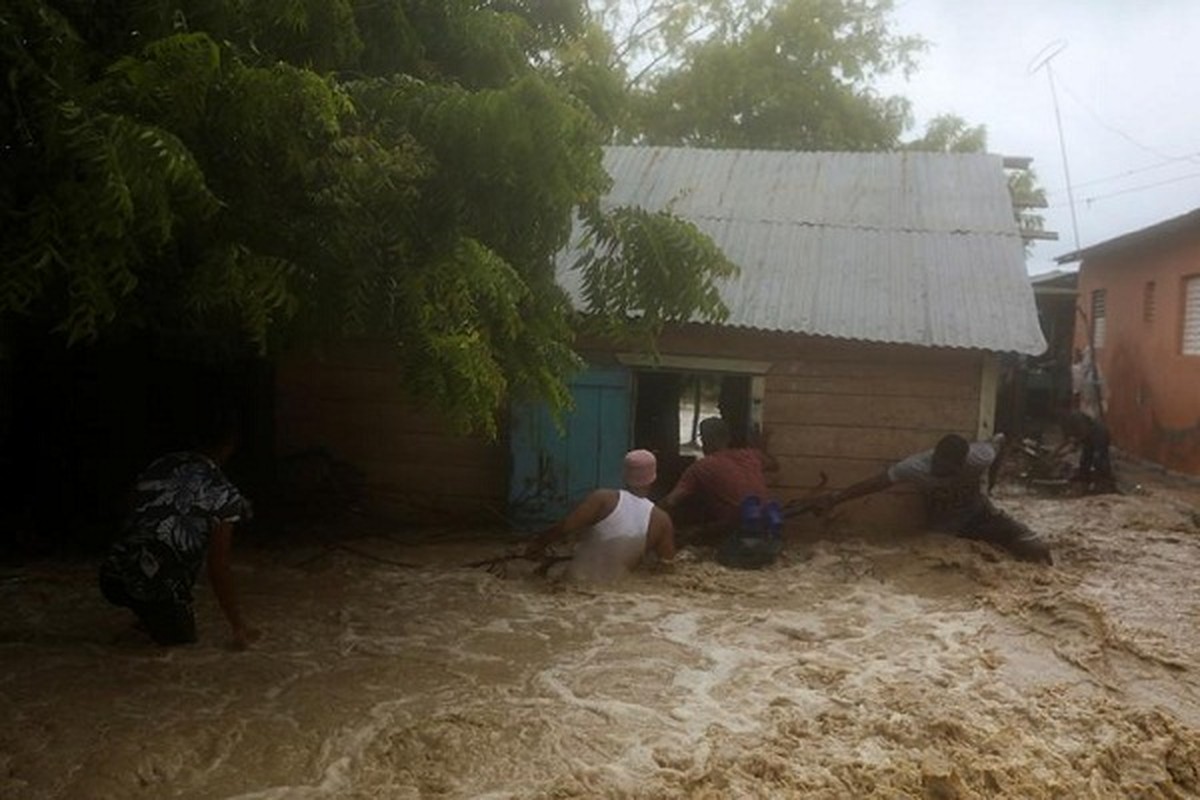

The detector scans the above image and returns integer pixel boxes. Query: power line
[1043,152,1200,195]
[1027,51,1200,211]
[1045,169,1200,209]
[1057,79,1200,167]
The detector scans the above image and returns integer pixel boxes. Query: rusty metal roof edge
[607,209,1028,239]
[712,322,1046,356]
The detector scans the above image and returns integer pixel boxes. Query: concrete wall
[1075,235,1200,475]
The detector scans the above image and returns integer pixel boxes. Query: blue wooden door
[509,366,631,526]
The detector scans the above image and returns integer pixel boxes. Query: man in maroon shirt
[661,417,779,538]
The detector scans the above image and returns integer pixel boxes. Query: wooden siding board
[769,355,977,375]
[768,424,964,462]
[359,460,505,492]
[277,371,448,428]
[762,394,976,430]
[765,375,976,399]
[753,338,984,525]
[772,455,890,490]
[278,412,499,466]
[276,351,508,522]
[278,330,988,527]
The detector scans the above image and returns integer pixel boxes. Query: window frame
[1090,288,1107,350]
[620,353,769,458]
[1183,274,1200,356]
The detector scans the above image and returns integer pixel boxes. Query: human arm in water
[645,506,676,566]
[523,489,617,557]
[207,520,259,650]
[807,472,895,515]
[658,466,697,517]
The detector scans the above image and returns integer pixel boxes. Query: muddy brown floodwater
[3,470,1200,799]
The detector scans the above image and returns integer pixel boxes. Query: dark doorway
[632,369,754,496]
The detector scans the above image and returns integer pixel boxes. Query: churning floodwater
[3,475,1200,798]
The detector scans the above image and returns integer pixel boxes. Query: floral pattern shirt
[101,452,246,604]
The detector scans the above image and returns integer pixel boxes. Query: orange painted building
[1059,208,1200,475]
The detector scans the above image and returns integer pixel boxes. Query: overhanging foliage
[1,0,735,434]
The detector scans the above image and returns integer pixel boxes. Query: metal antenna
[1029,40,1081,252]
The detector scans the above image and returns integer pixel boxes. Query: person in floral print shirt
[100,408,258,648]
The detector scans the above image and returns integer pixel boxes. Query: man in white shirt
[524,449,675,581]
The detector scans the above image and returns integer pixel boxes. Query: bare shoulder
[563,488,621,529]
[647,505,676,561]
[589,486,620,506]
[649,504,673,528]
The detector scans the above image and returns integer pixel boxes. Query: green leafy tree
[595,2,1047,244]
[1,0,735,434]
[903,113,987,153]
[905,114,1047,245]
[590,0,757,88]
[615,0,924,150]
[1006,168,1048,242]
[575,205,738,344]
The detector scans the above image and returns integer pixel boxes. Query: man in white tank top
[523,450,675,582]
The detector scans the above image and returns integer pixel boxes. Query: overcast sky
[882,0,1200,275]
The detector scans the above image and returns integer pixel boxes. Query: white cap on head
[623,449,657,489]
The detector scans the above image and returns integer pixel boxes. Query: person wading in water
[524,449,675,582]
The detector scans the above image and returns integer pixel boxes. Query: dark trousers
[958,506,1053,565]
[1079,427,1114,482]
[100,574,197,645]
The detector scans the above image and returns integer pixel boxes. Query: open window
[618,355,768,496]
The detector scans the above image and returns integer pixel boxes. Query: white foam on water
[227,699,414,799]
[6,487,1200,797]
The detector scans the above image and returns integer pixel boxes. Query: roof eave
[1056,206,1200,264]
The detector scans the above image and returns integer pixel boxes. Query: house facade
[1058,208,1200,475]
[277,147,1047,526]
[995,270,1077,436]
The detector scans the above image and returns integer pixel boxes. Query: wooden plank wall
[633,325,987,526]
[765,343,983,526]
[278,329,988,529]
[275,342,508,524]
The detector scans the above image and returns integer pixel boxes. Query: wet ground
[3,468,1200,799]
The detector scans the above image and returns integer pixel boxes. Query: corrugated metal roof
[1056,206,1200,264]
[556,146,1047,355]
